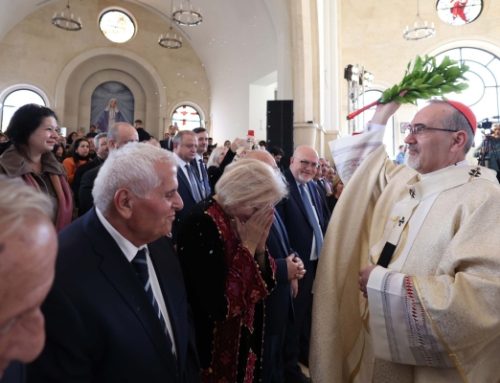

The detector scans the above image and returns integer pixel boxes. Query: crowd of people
[1,98,499,383]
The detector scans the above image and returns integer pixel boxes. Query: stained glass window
[171,105,203,130]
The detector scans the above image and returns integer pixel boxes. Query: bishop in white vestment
[310,100,500,383]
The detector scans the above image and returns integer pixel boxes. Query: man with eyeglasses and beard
[311,99,500,383]
[277,145,329,383]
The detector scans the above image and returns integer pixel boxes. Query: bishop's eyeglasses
[402,123,457,137]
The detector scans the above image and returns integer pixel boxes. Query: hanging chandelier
[403,0,435,40]
[159,27,182,49]
[159,0,183,49]
[52,0,82,31]
[172,0,203,26]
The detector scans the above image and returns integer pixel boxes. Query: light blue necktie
[185,164,202,202]
[299,183,323,258]
[199,158,211,197]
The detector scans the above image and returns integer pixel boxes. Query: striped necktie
[131,248,176,357]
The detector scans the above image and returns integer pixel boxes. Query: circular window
[99,9,136,43]
[436,0,483,26]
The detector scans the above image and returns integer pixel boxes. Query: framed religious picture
[91,81,134,133]
[436,0,483,26]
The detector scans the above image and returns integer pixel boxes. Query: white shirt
[174,152,191,181]
[95,208,177,355]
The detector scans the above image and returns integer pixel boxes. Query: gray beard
[406,154,419,171]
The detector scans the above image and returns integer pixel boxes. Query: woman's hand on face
[236,205,274,255]
[254,206,274,254]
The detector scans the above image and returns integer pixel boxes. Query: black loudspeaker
[266,100,294,163]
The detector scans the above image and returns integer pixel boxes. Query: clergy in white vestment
[310,99,500,383]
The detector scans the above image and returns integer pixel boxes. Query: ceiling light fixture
[403,0,435,40]
[52,0,82,31]
[172,0,203,26]
[159,26,182,49]
[159,0,183,49]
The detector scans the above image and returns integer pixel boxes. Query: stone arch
[54,47,167,137]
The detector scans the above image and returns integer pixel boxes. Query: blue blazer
[27,209,200,383]
[176,167,200,218]
[265,212,294,335]
[174,166,201,239]
[0,362,25,383]
[276,169,328,268]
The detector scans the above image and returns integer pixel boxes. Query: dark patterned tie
[132,249,176,357]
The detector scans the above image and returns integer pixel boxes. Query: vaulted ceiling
[0,0,287,94]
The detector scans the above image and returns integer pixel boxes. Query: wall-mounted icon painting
[91,81,134,132]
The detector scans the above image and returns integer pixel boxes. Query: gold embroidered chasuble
[310,131,500,383]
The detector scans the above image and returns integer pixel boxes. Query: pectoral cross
[409,187,416,199]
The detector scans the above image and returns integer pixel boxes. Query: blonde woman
[177,159,287,383]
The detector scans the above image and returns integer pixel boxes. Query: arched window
[433,47,500,147]
[1,88,46,132]
[171,104,203,130]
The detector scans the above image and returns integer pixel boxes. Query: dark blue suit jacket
[27,209,200,383]
[265,212,294,335]
[78,164,101,216]
[276,169,328,268]
[0,362,25,383]
[174,166,200,238]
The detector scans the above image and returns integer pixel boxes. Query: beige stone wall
[0,0,210,138]
[339,0,500,132]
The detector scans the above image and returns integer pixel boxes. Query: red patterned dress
[177,198,276,383]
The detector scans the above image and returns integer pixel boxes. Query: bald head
[0,177,57,374]
[245,150,278,169]
[290,145,319,184]
[108,122,139,150]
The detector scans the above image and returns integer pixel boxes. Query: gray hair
[93,142,175,214]
[93,132,107,150]
[215,158,287,209]
[206,147,226,168]
[430,100,474,153]
[107,123,122,143]
[0,176,53,239]
[172,130,195,149]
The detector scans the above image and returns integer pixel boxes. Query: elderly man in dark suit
[27,143,200,383]
[277,145,330,383]
[172,130,203,237]
[78,122,138,216]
